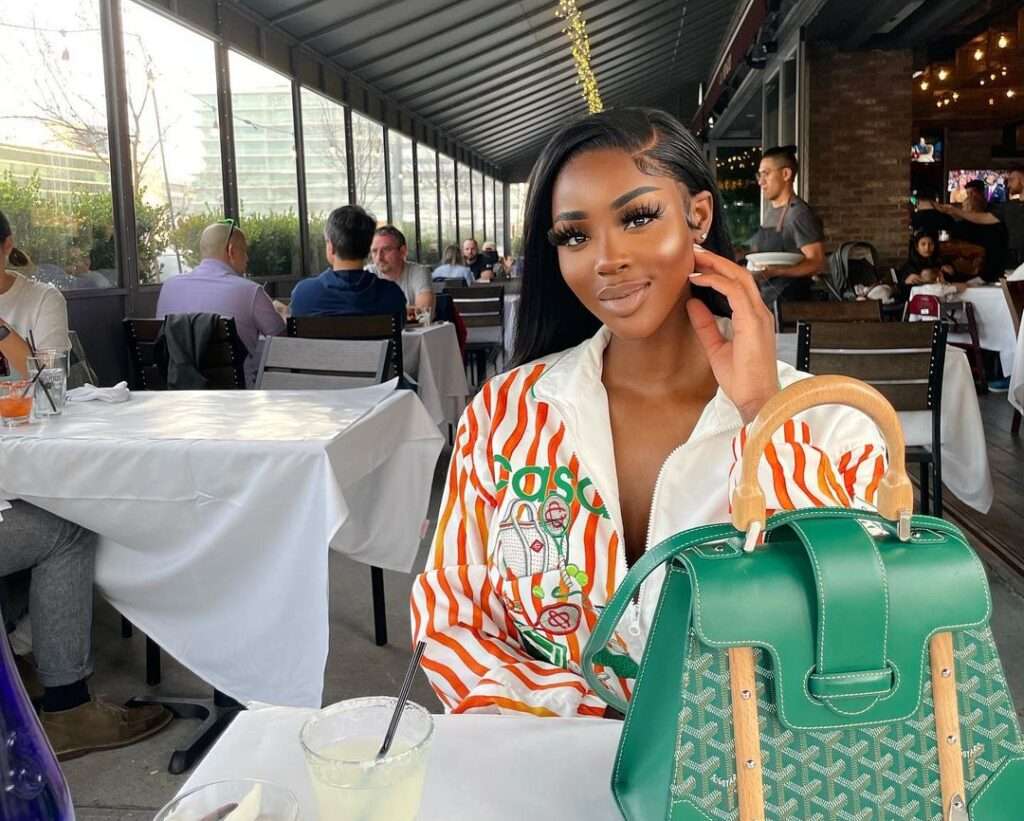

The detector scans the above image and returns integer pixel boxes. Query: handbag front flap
[681,510,990,730]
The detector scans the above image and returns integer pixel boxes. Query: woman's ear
[689,191,714,243]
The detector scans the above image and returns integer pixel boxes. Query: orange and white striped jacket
[411,327,887,718]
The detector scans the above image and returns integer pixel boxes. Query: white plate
[746,252,804,268]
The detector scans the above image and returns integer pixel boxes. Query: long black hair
[0,210,10,246]
[510,108,734,367]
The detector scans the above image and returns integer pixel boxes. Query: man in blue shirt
[291,206,406,319]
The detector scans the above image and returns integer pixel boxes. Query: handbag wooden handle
[731,375,914,536]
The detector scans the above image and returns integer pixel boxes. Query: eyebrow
[552,185,662,223]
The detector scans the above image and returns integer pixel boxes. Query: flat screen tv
[912,137,942,163]
[948,170,1009,203]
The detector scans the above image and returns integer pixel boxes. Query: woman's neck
[602,301,716,398]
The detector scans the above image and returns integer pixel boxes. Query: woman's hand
[686,247,779,424]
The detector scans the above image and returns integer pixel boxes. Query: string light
[990,97,995,105]
[937,69,948,81]
[952,92,960,100]
[974,48,985,61]
[998,34,1009,49]
[1009,89,1017,98]
[920,80,929,90]
[556,0,603,114]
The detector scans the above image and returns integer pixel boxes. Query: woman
[897,229,963,299]
[410,109,885,718]
[0,211,69,376]
[432,244,474,286]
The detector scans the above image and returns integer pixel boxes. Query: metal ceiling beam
[383,0,680,101]
[405,4,691,115]
[448,33,694,144]
[269,0,330,25]
[471,63,690,155]
[432,11,729,129]
[890,0,988,47]
[297,0,415,44]
[438,27,689,134]
[341,0,518,70]
[841,0,923,49]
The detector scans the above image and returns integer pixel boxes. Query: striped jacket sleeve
[410,390,606,718]
[730,405,889,513]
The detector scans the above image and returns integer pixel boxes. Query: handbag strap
[581,522,737,713]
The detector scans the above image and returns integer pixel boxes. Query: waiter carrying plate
[744,145,827,306]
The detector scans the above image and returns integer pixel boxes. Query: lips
[597,280,651,317]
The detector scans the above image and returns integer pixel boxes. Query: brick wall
[806,46,912,267]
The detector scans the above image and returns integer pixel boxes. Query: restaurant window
[715,146,762,250]
[438,154,457,259]
[456,162,472,244]
[0,0,118,289]
[780,57,798,148]
[123,1,224,285]
[472,170,484,240]
[229,51,301,277]
[301,88,349,273]
[509,182,528,255]
[388,131,415,251]
[417,145,439,264]
[350,112,387,223]
[494,180,505,256]
[484,176,497,247]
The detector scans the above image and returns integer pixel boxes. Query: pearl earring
[700,232,707,241]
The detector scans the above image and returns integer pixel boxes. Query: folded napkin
[67,381,130,403]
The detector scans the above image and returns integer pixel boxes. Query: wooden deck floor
[941,392,1024,584]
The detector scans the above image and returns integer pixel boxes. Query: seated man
[156,221,286,386]
[291,206,406,319]
[369,226,435,315]
[1,468,172,762]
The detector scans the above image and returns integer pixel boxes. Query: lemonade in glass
[300,697,433,821]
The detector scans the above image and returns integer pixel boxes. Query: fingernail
[693,243,705,252]
[689,272,703,277]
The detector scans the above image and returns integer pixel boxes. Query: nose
[592,232,630,277]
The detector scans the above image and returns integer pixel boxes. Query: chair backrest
[287,313,403,381]
[123,315,247,390]
[445,285,504,330]
[67,330,98,390]
[1001,279,1024,336]
[777,299,882,332]
[256,337,388,389]
[796,320,946,412]
[903,293,942,322]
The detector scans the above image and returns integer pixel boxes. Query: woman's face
[917,236,934,257]
[550,147,712,340]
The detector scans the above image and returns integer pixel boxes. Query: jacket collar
[530,324,754,536]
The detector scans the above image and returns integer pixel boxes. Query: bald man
[156,222,286,386]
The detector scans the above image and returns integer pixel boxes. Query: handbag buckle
[898,510,912,542]
[743,520,763,553]
[948,794,967,821]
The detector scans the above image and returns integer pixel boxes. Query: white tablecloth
[402,322,469,427]
[1008,316,1024,415]
[909,284,1018,375]
[0,385,444,707]
[776,334,992,513]
[180,709,621,821]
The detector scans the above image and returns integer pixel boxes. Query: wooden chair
[256,337,388,390]
[445,285,505,385]
[1002,279,1024,435]
[797,320,947,516]
[257,336,392,647]
[123,315,247,390]
[287,314,403,383]
[776,299,882,332]
[904,295,986,393]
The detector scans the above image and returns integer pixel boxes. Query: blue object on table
[0,605,75,820]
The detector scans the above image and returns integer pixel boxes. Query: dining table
[401,321,470,428]
[0,382,445,707]
[178,707,622,820]
[776,333,993,513]
[908,283,1018,376]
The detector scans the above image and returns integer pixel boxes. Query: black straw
[377,641,426,759]
[24,330,57,412]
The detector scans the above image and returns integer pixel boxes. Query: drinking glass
[154,779,299,821]
[415,306,433,326]
[0,380,33,426]
[300,697,433,821]
[26,350,67,417]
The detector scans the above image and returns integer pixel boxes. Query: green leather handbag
[583,376,1024,821]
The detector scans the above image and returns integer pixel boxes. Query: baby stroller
[823,241,900,317]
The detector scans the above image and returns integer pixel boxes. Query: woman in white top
[0,210,69,376]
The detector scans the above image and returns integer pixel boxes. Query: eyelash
[548,203,665,247]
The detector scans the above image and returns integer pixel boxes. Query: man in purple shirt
[156,222,286,386]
